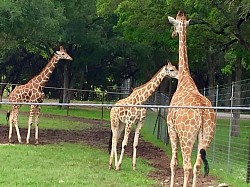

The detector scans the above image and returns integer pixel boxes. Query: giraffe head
[168,11,190,37]
[164,62,178,79]
[55,46,73,61]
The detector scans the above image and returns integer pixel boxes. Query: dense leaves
[0,0,249,101]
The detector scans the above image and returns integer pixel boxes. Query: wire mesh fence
[1,80,250,184]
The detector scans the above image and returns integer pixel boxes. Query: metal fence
[2,80,250,184]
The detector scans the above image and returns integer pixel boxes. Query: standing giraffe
[167,11,216,187]
[109,62,178,170]
[8,46,72,144]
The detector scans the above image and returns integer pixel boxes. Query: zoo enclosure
[1,79,250,184]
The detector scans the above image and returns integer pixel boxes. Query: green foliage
[0,0,66,54]
[0,0,250,96]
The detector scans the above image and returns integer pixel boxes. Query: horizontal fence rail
[2,101,250,110]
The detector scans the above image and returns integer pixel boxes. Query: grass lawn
[0,143,155,187]
[0,105,156,187]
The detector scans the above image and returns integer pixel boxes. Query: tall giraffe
[167,11,216,187]
[8,46,72,144]
[109,62,178,171]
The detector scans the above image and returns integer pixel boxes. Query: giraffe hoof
[115,166,121,171]
[35,141,39,145]
[109,165,113,170]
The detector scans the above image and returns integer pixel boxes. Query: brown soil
[0,114,217,187]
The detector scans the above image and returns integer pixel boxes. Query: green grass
[0,105,157,187]
[0,104,110,121]
[0,143,155,187]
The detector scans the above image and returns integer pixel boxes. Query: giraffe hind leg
[8,111,13,143]
[26,105,35,144]
[109,119,124,169]
[132,120,144,170]
[34,106,40,144]
[117,122,132,170]
[168,125,178,187]
[12,105,22,143]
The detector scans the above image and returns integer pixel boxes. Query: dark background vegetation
[0,0,249,103]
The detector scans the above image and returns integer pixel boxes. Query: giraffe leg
[192,131,203,187]
[192,148,203,187]
[8,111,13,143]
[132,120,144,170]
[168,125,178,187]
[193,114,215,187]
[34,106,40,144]
[180,145,192,187]
[117,122,132,170]
[26,105,35,144]
[180,138,196,187]
[109,117,124,169]
[109,127,117,169]
[12,105,22,143]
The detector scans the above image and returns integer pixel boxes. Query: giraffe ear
[186,19,191,26]
[168,16,178,26]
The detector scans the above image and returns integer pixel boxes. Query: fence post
[101,92,104,120]
[227,82,234,172]
[212,85,219,166]
[247,137,250,183]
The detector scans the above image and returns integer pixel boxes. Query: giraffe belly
[117,107,146,124]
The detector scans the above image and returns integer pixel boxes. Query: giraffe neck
[176,25,199,92]
[178,27,191,80]
[31,54,59,88]
[129,66,166,104]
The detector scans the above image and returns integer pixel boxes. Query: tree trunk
[231,55,242,137]
[225,75,232,109]
[62,62,70,109]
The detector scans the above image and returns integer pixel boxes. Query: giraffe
[8,46,72,144]
[109,62,178,171]
[167,11,216,187]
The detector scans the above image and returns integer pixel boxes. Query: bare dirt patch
[0,114,217,187]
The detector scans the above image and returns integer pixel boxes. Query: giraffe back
[9,81,45,103]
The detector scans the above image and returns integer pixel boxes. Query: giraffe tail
[108,130,113,154]
[200,148,209,177]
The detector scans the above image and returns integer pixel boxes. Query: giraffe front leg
[132,120,144,170]
[34,106,40,144]
[117,123,132,170]
[26,105,35,144]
